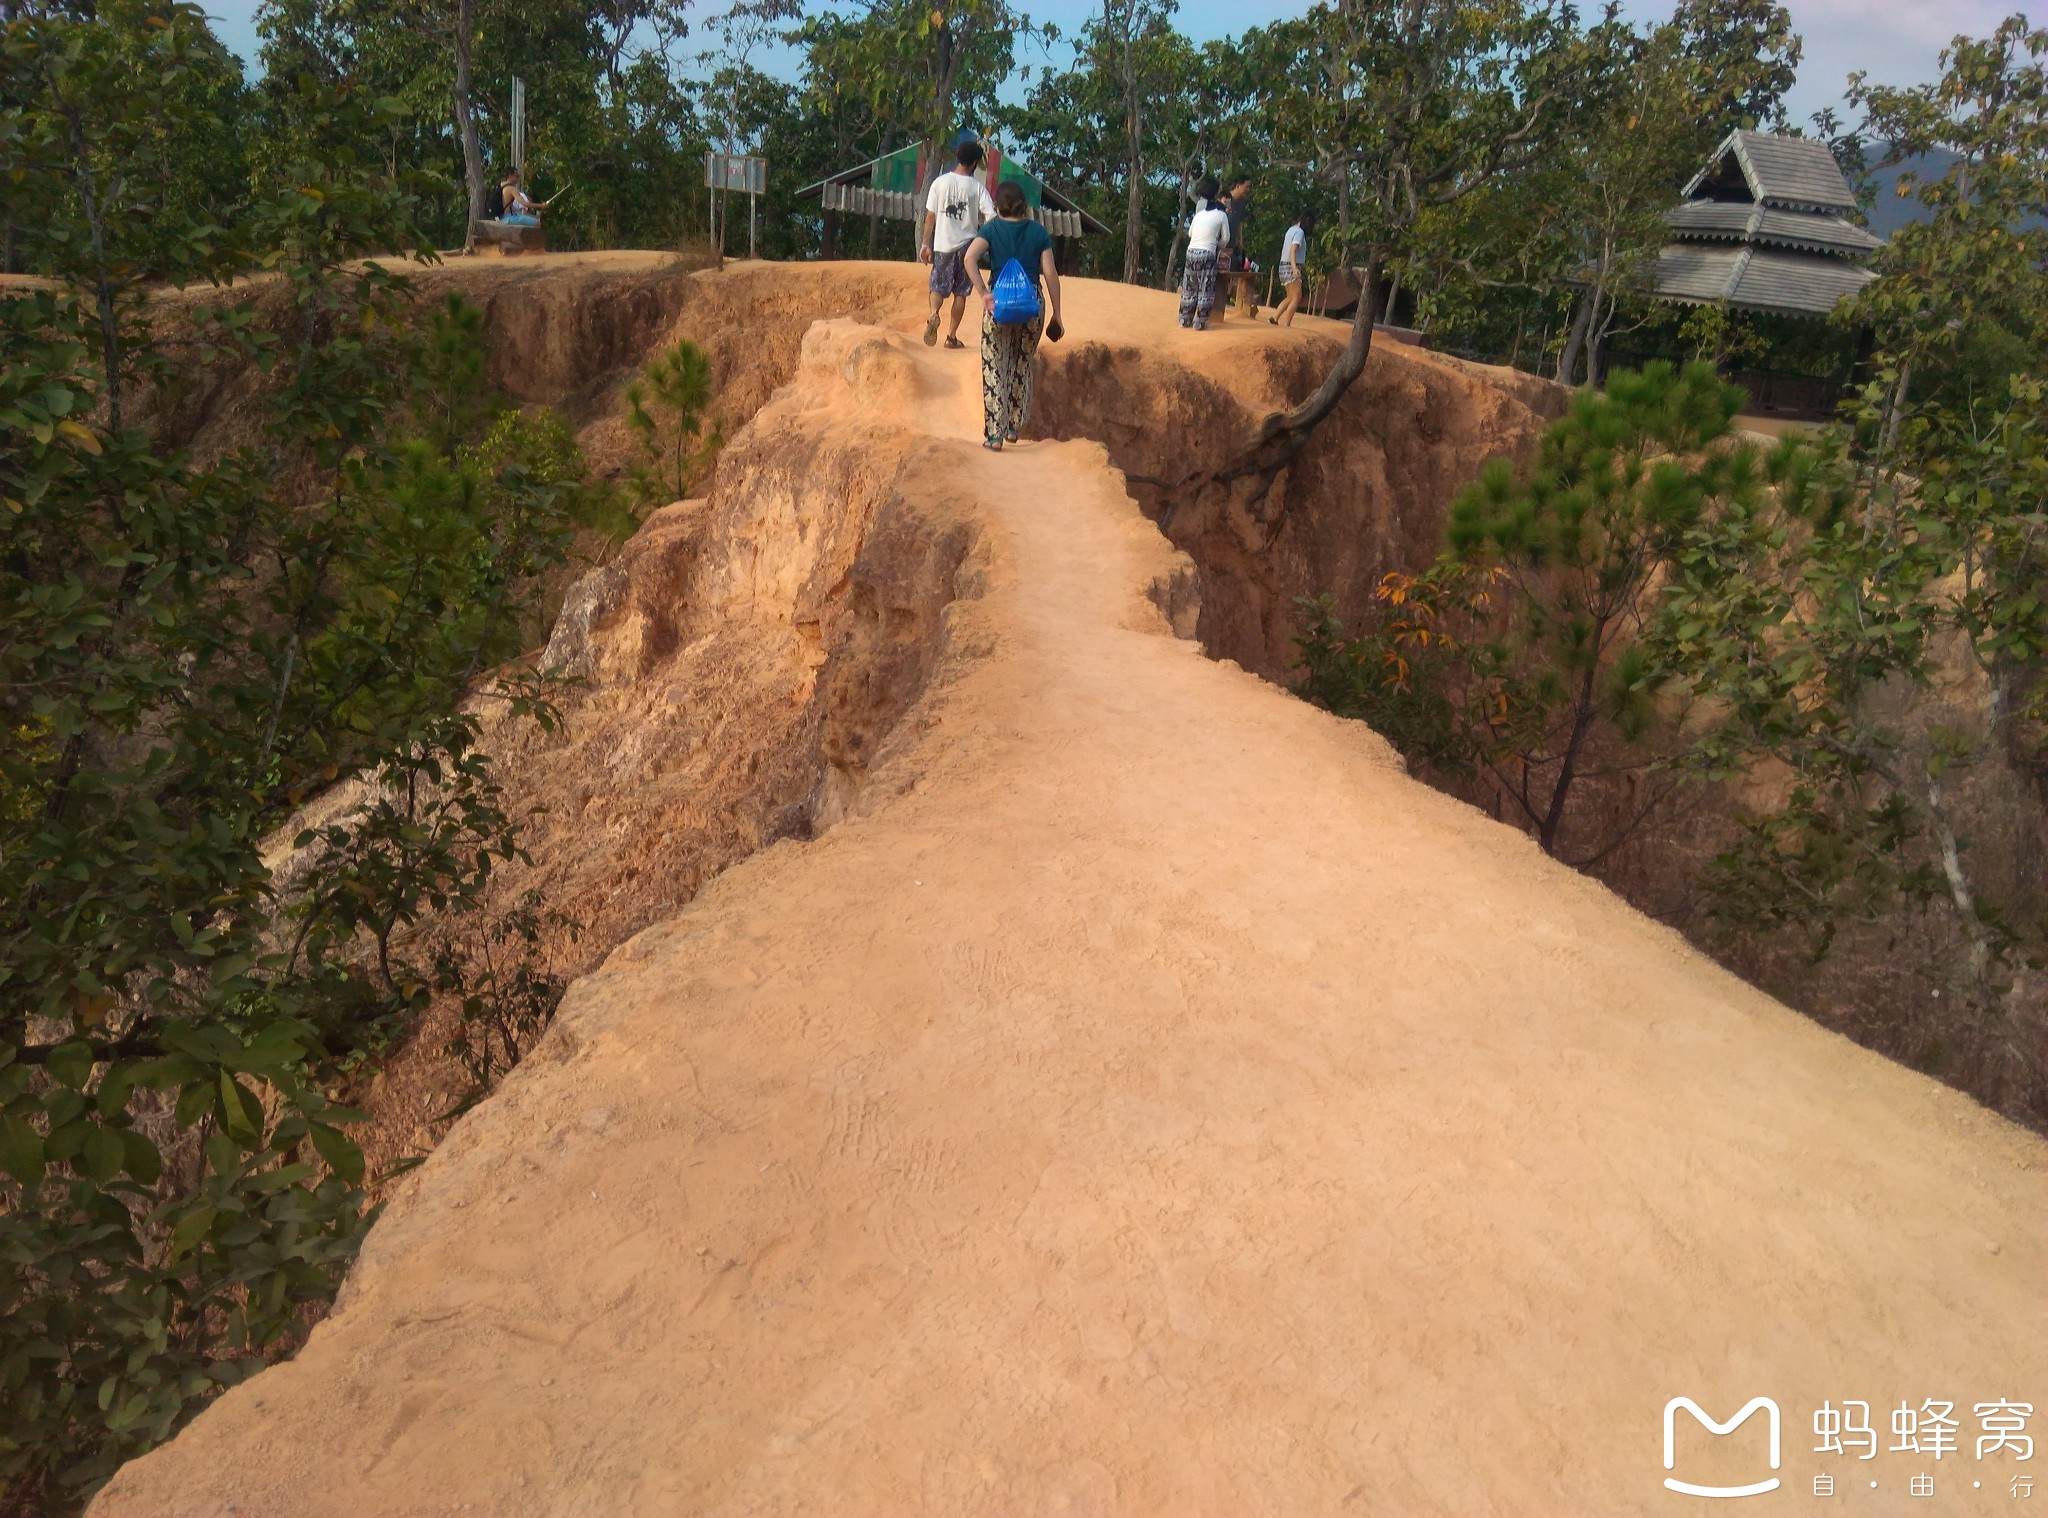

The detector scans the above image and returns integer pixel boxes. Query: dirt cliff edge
[91,267,2046,1518]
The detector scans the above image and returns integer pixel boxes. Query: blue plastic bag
[991,257,1041,325]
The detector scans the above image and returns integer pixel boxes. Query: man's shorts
[929,247,974,297]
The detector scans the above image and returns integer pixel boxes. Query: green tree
[0,10,611,1508]
[1202,0,1588,508]
[1007,14,1230,285]
[1672,0,1802,137]
[256,0,711,251]
[1632,15,2048,1115]
[840,0,1045,174]
[624,337,717,508]
[1298,361,1760,861]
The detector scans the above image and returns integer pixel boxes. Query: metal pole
[749,187,757,260]
[511,77,525,178]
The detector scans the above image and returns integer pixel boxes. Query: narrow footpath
[95,290,2046,1518]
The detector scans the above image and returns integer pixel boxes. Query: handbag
[991,257,1042,325]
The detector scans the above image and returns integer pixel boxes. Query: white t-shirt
[1281,225,1306,267]
[925,171,997,255]
[1187,206,1230,254]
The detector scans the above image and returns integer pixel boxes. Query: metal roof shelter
[796,143,1110,252]
[1650,130,1884,319]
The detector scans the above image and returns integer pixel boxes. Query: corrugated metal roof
[795,150,1112,235]
[1664,201,1882,255]
[1652,242,1876,317]
[1682,130,1858,212]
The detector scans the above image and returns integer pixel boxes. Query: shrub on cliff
[1299,351,2048,1126]
[624,337,719,510]
[1298,361,1756,862]
[0,10,604,1509]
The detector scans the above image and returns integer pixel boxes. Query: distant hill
[1861,145,2046,237]
[1862,147,1957,236]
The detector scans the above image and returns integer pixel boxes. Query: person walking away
[920,141,997,348]
[500,169,548,227]
[1271,211,1312,326]
[965,181,1064,451]
[1179,178,1229,330]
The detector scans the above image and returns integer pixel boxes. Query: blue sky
[200,0,2018,131]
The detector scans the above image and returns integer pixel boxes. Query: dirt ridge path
[95,294,2045,1517]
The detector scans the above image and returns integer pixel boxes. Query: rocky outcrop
[1033,327,1564,676]
[93,260,2046,1518]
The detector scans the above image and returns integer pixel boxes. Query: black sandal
[945,336,966,349]
[982,437,1004,451]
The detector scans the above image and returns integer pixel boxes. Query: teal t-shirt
[975,216,1053,291]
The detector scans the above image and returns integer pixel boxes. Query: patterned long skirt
[1179,248,1218,326]
[981,310,1044,443]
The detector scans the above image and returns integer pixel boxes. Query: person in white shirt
[1271,212,1313,327]
[919,140,997,348]
[1179,176,1230,330]
[499,168,548,228]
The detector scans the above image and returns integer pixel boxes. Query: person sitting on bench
[499,169,548,227]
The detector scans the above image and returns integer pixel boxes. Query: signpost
[704,151,767,260]
[510,76,526,177]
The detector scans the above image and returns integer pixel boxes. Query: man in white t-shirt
[919,140,997,348]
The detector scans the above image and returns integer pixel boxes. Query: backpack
[484,182,506,220]
[991,258,1041,326]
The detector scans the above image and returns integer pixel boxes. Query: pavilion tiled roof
[1652,131,1883,319]
[1685,130,1861,212]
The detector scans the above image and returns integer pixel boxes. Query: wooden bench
[1210,267,1259,322]
[473,219,547,257]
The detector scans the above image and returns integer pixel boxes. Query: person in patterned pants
[1178,248,1218,327]
[1179,177,1230,331]
[965,180,1064,451]
[981,309,1044,446]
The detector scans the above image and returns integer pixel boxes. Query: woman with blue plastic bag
[965,181,1065,452]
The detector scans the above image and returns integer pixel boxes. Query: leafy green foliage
[1306,351,2048,1120]
[0,9,607,1508]
[255,0,706,251]
[624,337,718,509]
[1301,362,1757,860]
[435,889,578,1113]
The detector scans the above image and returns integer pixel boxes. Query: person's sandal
[945,336,966,349]
[923,314,940,346]
[1004,430,1019,444]
[983,437,1004,451]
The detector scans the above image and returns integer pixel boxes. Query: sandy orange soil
[92,263,2045,1517]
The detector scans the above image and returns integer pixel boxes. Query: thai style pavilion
[796,142,1107,259]
[1652,130,1884,319]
